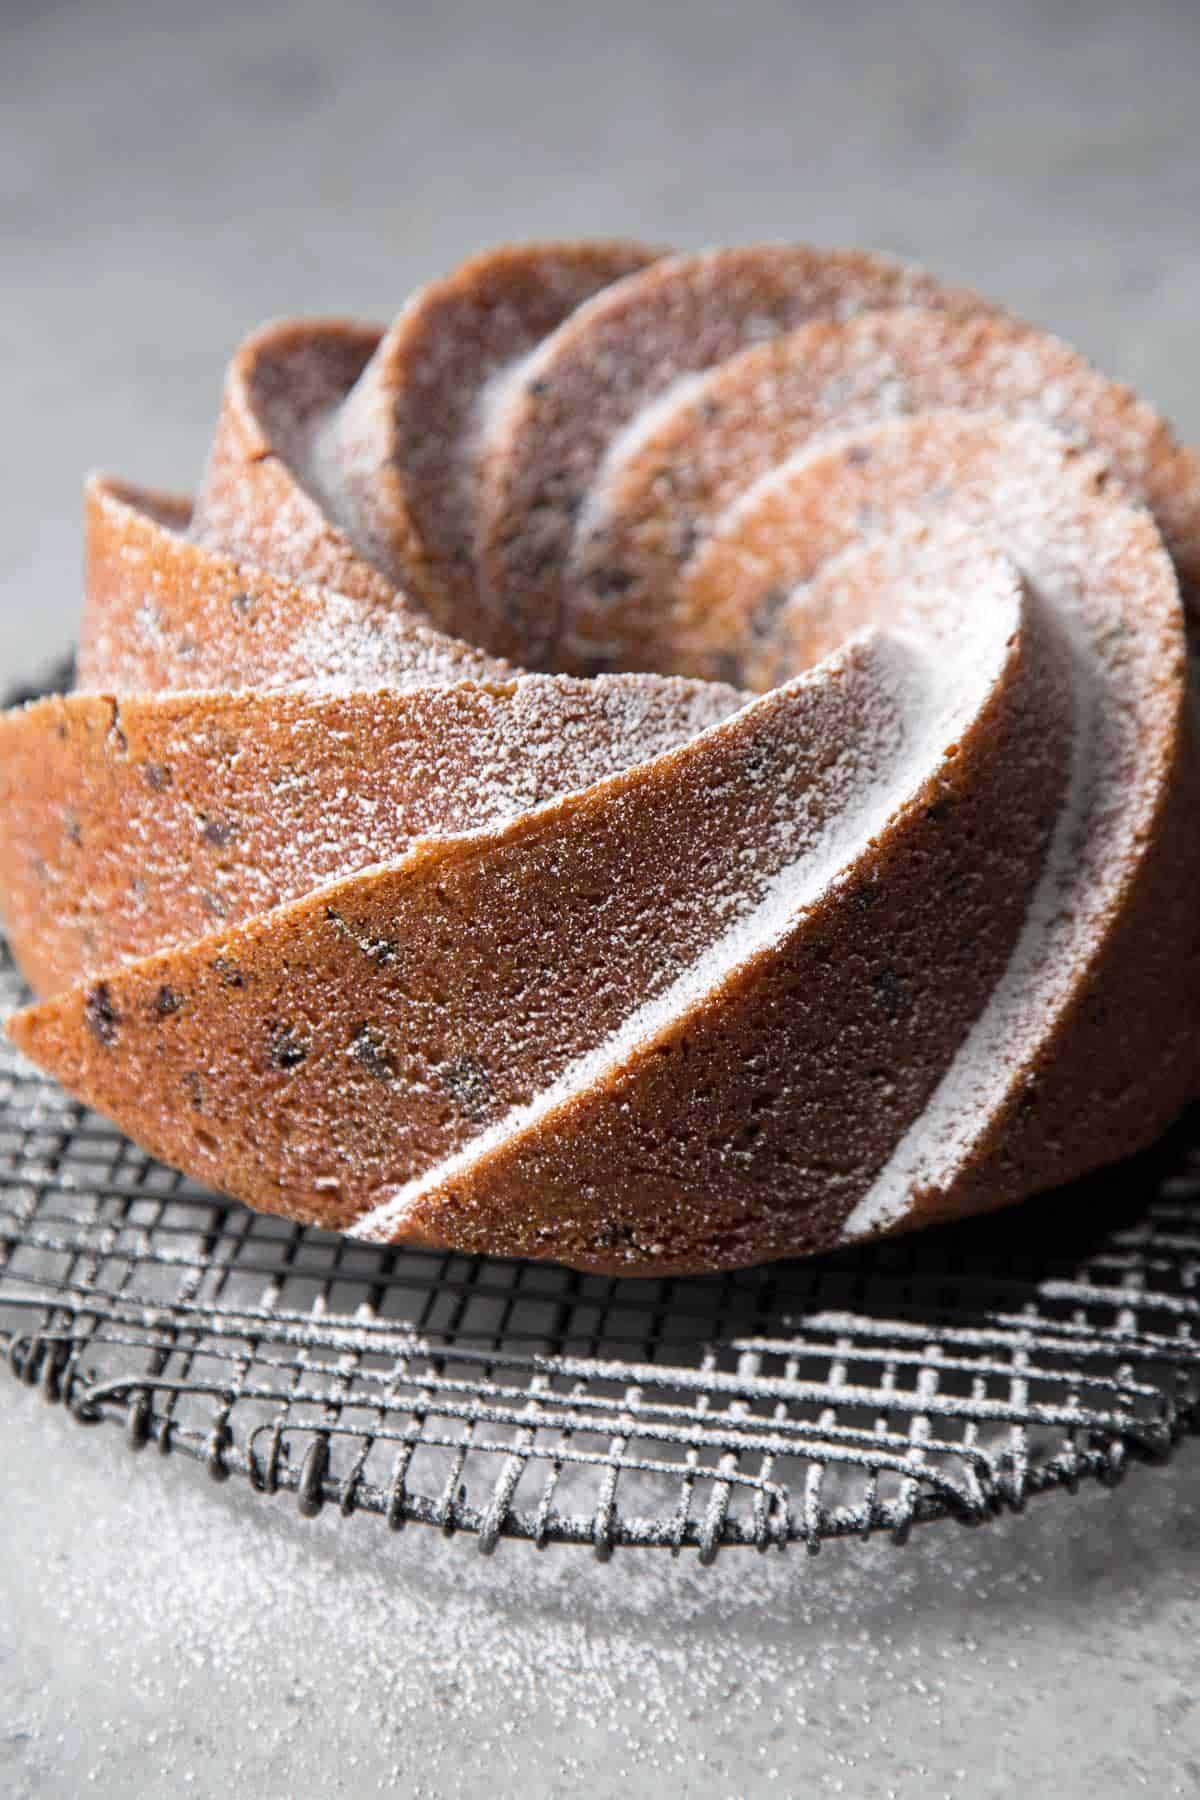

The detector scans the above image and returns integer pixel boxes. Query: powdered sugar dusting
[11,1386,1196,1798]
[352,572,1021,1241]
[572,371,710,556]
[12,241,1198,1274]
[472,347,546,460]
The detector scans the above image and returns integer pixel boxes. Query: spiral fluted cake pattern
[3,240,1200,1274]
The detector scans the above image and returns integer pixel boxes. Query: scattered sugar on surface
[4,1390,1199,1798]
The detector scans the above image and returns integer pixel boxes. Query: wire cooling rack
[2,680,1200,1556]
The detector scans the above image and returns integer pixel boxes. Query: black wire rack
[3,678,1200,1557]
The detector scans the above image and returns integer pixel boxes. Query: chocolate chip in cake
[439,1054,494,1124]
[873,964,912,1019]
[212,955,245,988]
[268,1025,310,1072]
[84,983,120,1047]
[590,566,635,597]
[324,907,398,966]
[350,1023,395,1082]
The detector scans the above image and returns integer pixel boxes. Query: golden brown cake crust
[4,239,1200,1275]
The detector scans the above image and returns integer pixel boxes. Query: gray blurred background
[4,2,1200,1795]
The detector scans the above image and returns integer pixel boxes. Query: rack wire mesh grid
[4,934,1200,1559]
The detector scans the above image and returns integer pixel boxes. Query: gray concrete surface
[3,0,1200,1793]
[4,1387,1200,1799]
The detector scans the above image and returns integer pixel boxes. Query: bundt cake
[3,240,1200,1275]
